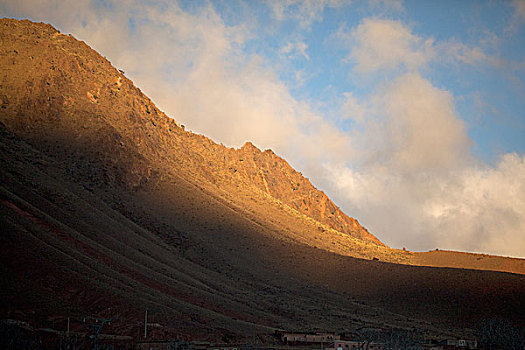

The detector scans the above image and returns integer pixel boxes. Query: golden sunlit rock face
[0,18,377,242]
[0,18,386,256]
[1,18,524,341]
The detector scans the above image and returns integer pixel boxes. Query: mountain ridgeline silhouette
[1,18,524,340]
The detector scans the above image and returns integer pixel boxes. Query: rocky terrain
[1,18,524,341]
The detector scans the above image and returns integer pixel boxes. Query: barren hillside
[1,18,524,340]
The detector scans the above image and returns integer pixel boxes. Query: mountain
[1,18,524,342]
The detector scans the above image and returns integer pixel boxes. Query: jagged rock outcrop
[0,18,381,246]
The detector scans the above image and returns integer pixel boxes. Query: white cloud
[372,73,471,172]
[326,152,525,258]
[294,70,307,86]
[327,72,472,230]
[345,18,434,73]
[341,18,497,73]
[514,0,525,21]
[507,0,525,33]
[437,40,497,66]
[280,41,309,60]
[368,0,404,13]
[423,153,525,257]
[341,92,366,123]
[325,18,525,257]
[266,0,349,28]
[325,74,525,257]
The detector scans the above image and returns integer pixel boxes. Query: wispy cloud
[280,41,310,60]
[513,0,525,21]
[340,18,500,73]
[437,39,502,67]
[368,0,404,12]
[340,92,367,123]
[506,0,525,33]
[266,0,349,28]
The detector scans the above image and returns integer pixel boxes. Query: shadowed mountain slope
[1,18,524,340]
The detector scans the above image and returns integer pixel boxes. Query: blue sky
[1,0,525,257]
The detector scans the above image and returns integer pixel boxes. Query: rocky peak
[0,17,384,247]
[240,141,260,152]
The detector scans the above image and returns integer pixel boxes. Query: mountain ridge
[0,17,382,247]
[1,18,524,341]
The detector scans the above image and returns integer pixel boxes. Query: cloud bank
[327,18,525,257]
[347,18,434,73]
